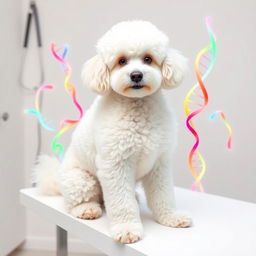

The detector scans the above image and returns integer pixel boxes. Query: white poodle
[35,20,192,244]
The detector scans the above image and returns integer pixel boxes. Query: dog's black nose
[130,71,143,83]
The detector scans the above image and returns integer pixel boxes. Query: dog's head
[82,20,187,98]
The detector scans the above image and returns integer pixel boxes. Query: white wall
[0,0,25,255]
[22,0,256,253]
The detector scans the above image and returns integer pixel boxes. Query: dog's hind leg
[69,195,103,220]
[59,151,103,220]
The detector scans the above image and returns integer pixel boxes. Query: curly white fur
[34,20,192,244]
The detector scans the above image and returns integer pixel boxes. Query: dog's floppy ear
[81,55,110,94]
[161,50,187,89]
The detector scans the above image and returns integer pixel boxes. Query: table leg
[56,225,68,256]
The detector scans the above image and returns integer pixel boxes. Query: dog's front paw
[156,211,192,228]
[70,202,102,220]
[111,223,143,244]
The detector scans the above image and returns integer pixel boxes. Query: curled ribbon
[50,42,84,159]
[209,111,232,149]
[25,43,84,160]
[25,84,56,131]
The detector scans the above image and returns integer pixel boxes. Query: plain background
[19,0,256,253]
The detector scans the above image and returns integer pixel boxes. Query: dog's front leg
[96,156,143,243]
[143,153,192,228]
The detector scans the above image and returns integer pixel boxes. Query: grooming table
[20,187,256,256]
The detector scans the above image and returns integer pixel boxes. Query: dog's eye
[143,56,152,64]
[119,58,127,66]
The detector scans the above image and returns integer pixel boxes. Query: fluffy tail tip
[32,155,61,196]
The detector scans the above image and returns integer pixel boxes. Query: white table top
[20,187,256,256]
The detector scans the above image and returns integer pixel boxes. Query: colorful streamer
[209,111,232,149]
[25,43,84,160]
[184,17,217,192]
[25,84,56,131]
[50,42,84,159]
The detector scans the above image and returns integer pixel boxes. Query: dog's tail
[32,155,61,196]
